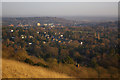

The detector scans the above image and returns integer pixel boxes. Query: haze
[2,2,118,17]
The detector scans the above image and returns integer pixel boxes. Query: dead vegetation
[2,58,71,78]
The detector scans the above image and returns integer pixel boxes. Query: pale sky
[2,2,118,17]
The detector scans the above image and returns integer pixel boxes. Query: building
[80,42,83,45]
[29,36,33,38]
[60,35,63,37]
[9,24,14,27]
[95,32,100,40]
[37,23,41,26]
[44,24,47,26]
[43,41,46,44]
[97,33,100,40]
[29,43,32,45]
[10,30,14,32]
[37,31,39,34]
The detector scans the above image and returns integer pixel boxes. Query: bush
[24,58,34,65]
[34,62,49,68]
[88,60,98,68]
[46,58,58,64]
[62,56,74,64]
[14,48,29,61]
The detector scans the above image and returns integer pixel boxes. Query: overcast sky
[2,2,118,17]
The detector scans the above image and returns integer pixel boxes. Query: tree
[62,56,74,64]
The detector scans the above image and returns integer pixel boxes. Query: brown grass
[2,58,119,78]
[2,58,71,78]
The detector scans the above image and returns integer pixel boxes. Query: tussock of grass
[2,59,71,78]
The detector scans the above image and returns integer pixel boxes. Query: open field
[2,59,71,78]
[2,58,119,78]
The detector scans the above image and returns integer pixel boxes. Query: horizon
[2,16,118,22]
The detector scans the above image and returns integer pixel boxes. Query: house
[49,23,53,26]
[29,36,33,38]
[47,37,49,39]
[29,43,32,45]
[37,23,41,26]
[53,38,55,41]
[37,31,39,34]
[10,30,14,32]
[80,42,83,45]
[51,26,54,28]
[56,39,58,41]
[9,24,14,27]
[43,41,46,44]
[44,24,47,26]
[21,36,24,39]
[58,41,61,43]
[60,35,63,37]
[44,32,46,34]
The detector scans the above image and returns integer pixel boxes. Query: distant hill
[2,17,117,27]
[2,17,74,26]
[2,59,71,78]
[62,16,117,22]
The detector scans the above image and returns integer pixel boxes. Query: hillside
[2,59,71,78]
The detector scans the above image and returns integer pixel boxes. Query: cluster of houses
[8,22,84,46]
[9,22,62,28]
[9,27,84,46]
[9,23,32,27]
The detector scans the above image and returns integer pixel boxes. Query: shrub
[46,58,58,64]
[34,62,49,68]
[14,48,29,61]
[24,58,34,65]
[62,56,74,64]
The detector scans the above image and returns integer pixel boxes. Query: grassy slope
[2,59,71,78]
[2,58,119,78]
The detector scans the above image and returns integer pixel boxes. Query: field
[2,58,119,78]
[2,58,71,78]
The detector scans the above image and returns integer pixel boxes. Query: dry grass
[2,58,119,78]
[48,62,99,78]
[2,58,71,78]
